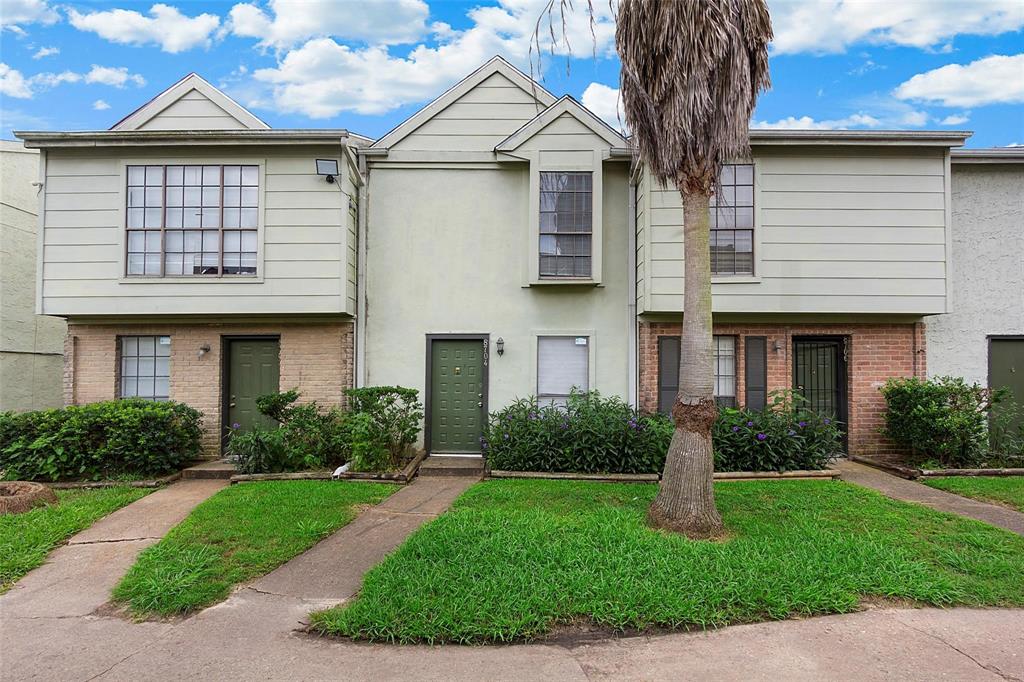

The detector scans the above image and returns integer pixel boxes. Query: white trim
[371,56,556,149]
[943,149,953,314]
[35,149,47,315]
[495,96,627,152]
[111,74,270,132]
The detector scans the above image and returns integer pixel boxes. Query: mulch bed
[487,469,841,483]
[850,455,1024,480]
[229,450,426,485]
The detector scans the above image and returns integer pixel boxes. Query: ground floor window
[538,335,589,405]
[119,335,170,400]
[657,334,737,413]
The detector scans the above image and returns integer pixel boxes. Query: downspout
[627,173,638,407]
[355,151,370,388]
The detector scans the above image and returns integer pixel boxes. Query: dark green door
[227,339,280,435]
[429,339,485,453]
[990,338,1024,437]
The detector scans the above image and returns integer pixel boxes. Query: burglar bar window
[127,165,259,277]
[710,163,754,276]
[119,336,170,400]
[539,171,592,278]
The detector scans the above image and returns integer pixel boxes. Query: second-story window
[126,165,259,277]
[711,163,754,276]
[539,171,592,278]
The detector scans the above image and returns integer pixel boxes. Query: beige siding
[391,73,546,152]
[39,145,355,316]
[137,91,249,131]
[636,147,949,314]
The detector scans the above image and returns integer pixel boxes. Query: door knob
[477,401,483,407]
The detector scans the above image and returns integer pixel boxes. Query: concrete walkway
[839,460,1024,536]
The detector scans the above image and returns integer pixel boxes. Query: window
[539,171,592,278]
[657,334,737,413]
[538,336,589,404]
[126,164,259,277]
[710,163,754,276]
[120,336,170,400]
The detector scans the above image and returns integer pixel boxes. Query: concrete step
[182,459,236,480]
[418,455,484,478]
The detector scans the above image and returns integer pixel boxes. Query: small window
[120,336,170,400]
[710,163,754,276]
[657,334,736,412]
[539,172,592,278]
[538,336,589,404]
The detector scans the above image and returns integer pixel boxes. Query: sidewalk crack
[68,537,159,546]
[896,617,1021,681]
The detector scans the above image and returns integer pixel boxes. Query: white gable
[496,96,627,153]
[111,74,269,132]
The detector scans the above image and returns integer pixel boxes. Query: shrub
[482,391,671,474]
[0,400,202,482]
[347,412,391,473]
[344,386,423,469]
[228,424,294,474]
[482,390,841,474]
[989,391,1024,461]
[881,376,999,468]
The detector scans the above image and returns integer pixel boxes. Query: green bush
[482,390,841,474]
[0,400,202,482]
[881,376,1002,468]
[344,386,423,470]
[989,391,1024,460]
[228,424,294,475]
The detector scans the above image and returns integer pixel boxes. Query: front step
[182,459,236,480]
[418,455,484,478]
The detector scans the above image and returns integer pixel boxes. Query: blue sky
[1,0,1022,146]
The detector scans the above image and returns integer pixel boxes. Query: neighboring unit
[0,140,65,411]
[927,149,1024,431]
[17,58,988,462]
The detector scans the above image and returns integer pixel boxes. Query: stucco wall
[363,162,632,440]
[926,164,1024,384]
[0,141,66,411]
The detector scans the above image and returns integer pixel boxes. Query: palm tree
[616,0,772,538]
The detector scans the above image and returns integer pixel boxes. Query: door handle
[229,403,236,408]
[477,401,483,407]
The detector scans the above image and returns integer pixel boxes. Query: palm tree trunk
[648,186,725,539]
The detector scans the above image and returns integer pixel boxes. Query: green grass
[1,486,152,593]
[312,479,1024,644]
[923,477,1024,512]
[112,481,398,617]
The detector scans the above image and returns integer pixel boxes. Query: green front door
[429,339,485,453]
[991,338,1024,437]
[227,338,280,437]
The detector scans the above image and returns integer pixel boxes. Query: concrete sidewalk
[839,460,1024,536]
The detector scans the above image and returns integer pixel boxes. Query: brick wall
[63,319,354,456]
[638,320,927,459]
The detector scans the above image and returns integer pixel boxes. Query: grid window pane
[126,164,259,278]
[711,163,754,276]
[714,335,737,405]
[538,336,589,404]
[119,336,170,400]
[539,171,593,278]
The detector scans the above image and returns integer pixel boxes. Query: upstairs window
[126,165,259,277]
[539,171,592,278]
[711,163,754,276]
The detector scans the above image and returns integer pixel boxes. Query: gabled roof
[495,95,628,152]
[110,73,270,132]
[372,56,557,149]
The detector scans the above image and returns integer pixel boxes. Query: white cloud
[92,99,111,110]
[769,0,1024,54]
[894,54,1024,107]
[940,113,970,125]
[0,63,33,98]
[752,113,883,130]
[31,46,58,59]
[29,70,80,88]
[228,0,430,49]
[67,3,220,53]
[246,0,616,117]
[84,65,146,88]
[581,82,625,131]
[0,0,59,29]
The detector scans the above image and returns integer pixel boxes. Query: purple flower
[232,422,240,430]
[787,429,797,436]
[746,421,754,427]
[756,433,767,441]
[731,425,740,432]
[798,421,807,428]
[823,418,831,425]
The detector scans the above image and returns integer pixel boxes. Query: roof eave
[14,129,372,149]
[748,130,972,147]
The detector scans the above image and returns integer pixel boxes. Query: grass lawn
[1,486,152,593]
[923,477,1024,512]
[112,480,398,617]
[313,479,1024,644]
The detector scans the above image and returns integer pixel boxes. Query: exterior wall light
[316,158,339,184]
[198,344,211,359]
[496,338,504,356]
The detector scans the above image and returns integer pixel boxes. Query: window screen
[539,172,592,278]
[710,163,754,276]
[127,164,258,277]
[120,336,170,400]
[538,336,589,404]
